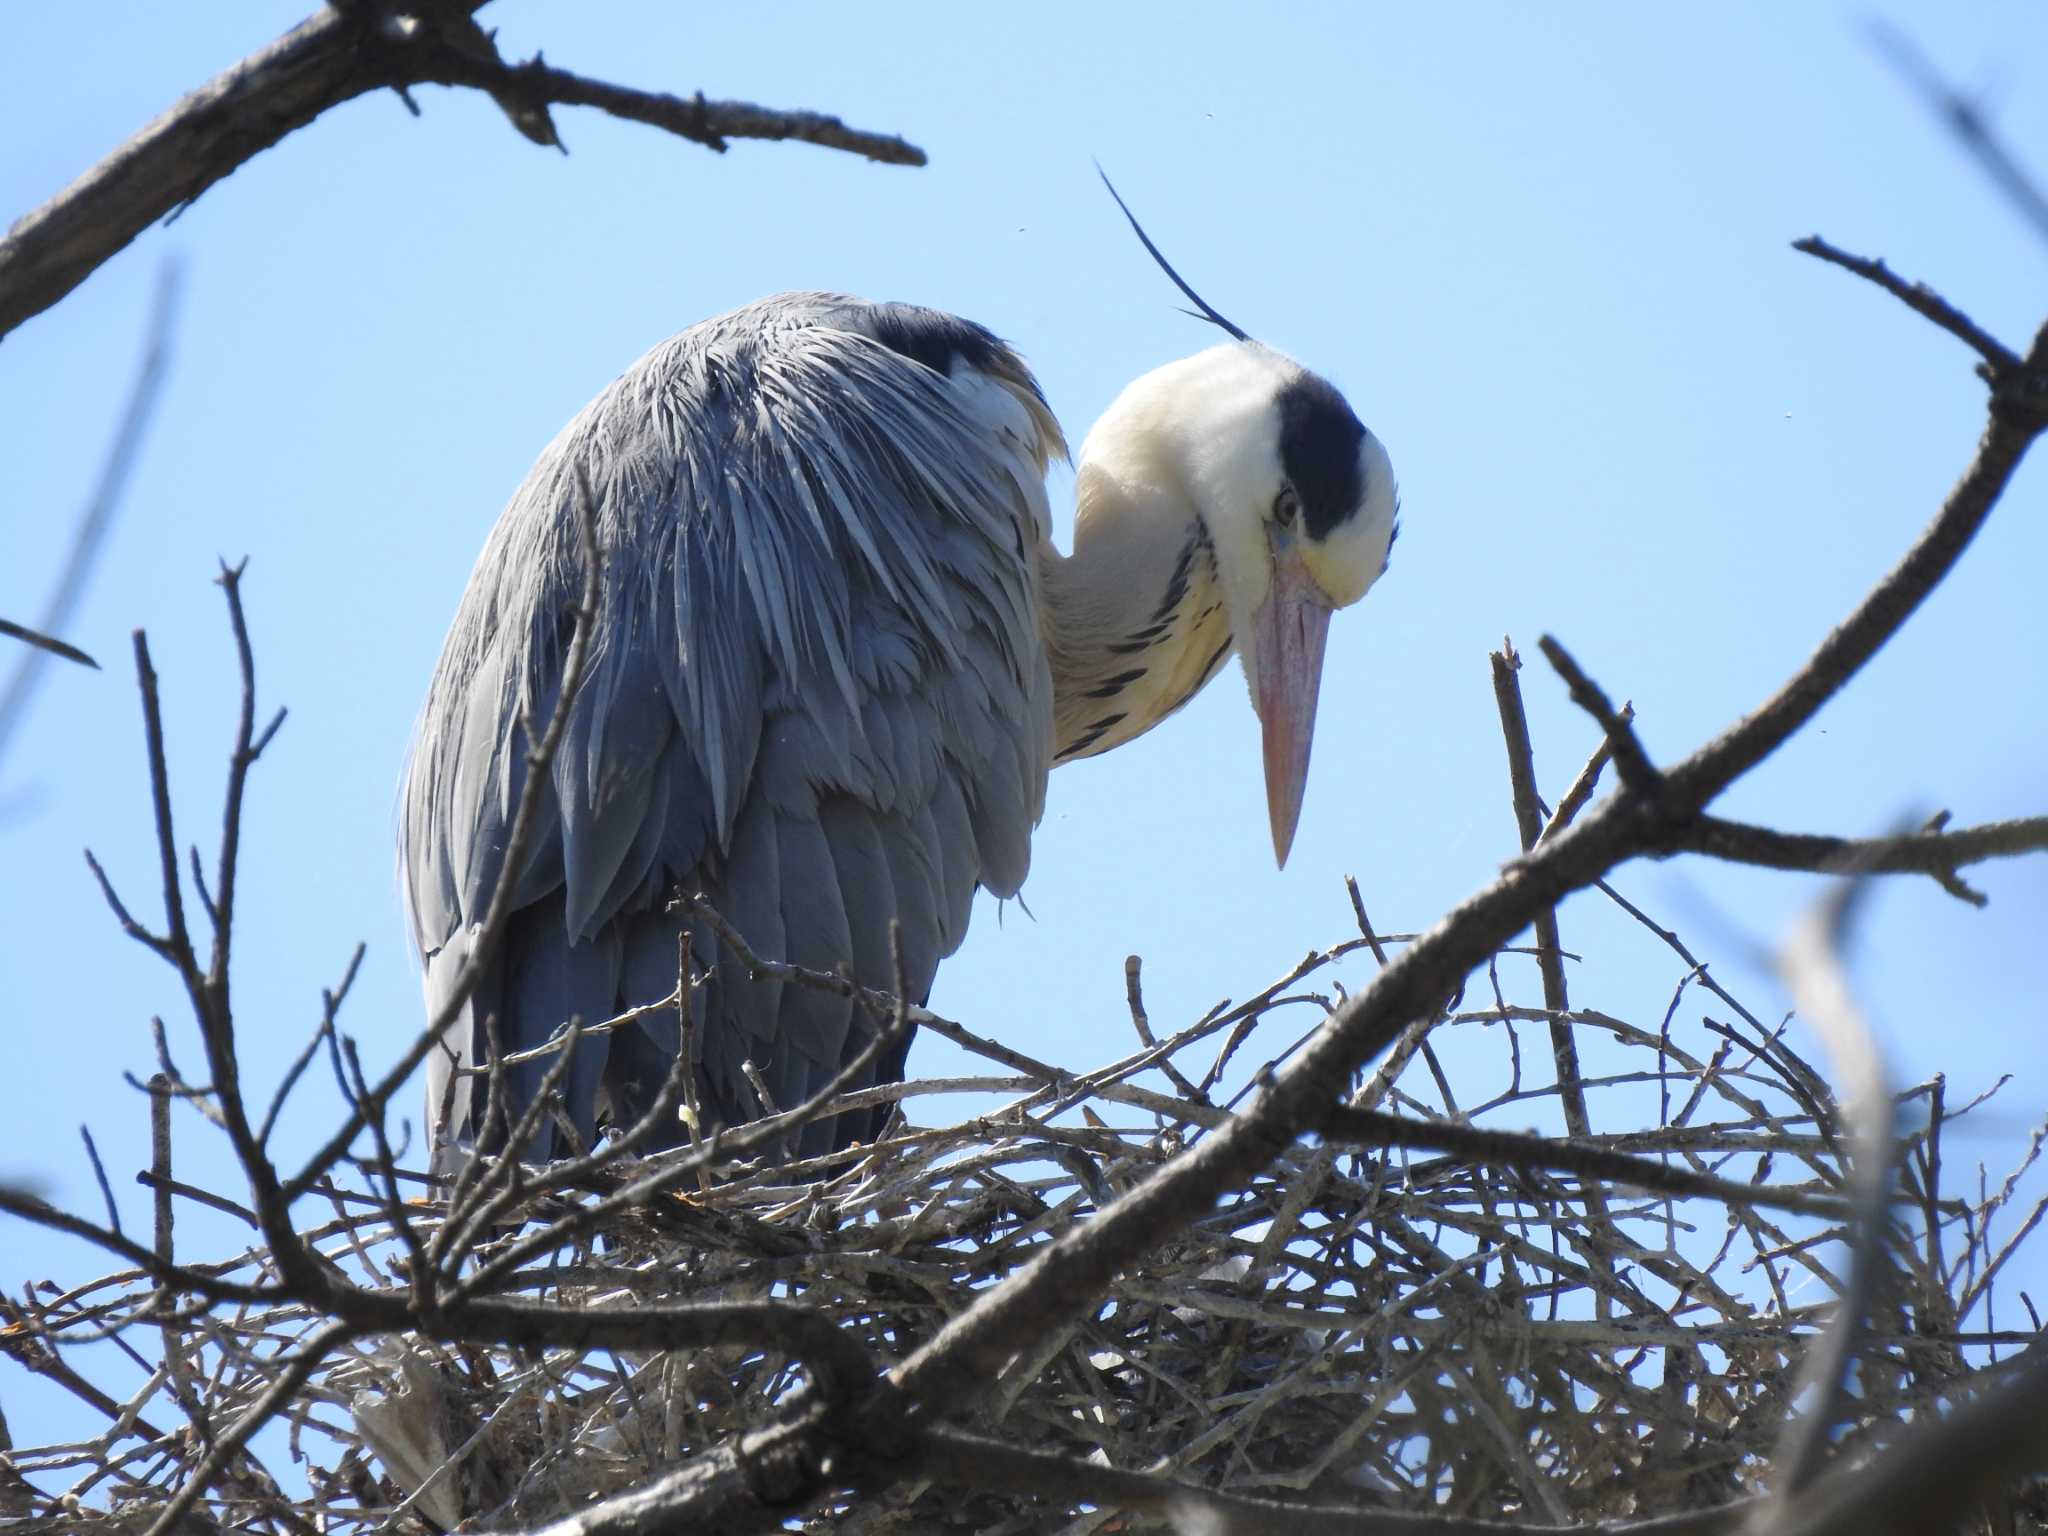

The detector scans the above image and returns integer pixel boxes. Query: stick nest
[7,917,2045,1534]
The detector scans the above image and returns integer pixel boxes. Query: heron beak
[1250,550,1333,868]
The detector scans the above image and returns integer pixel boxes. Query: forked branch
[0,5,923,341]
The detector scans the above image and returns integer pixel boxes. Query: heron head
[1182,348,1398,867]
[1092,171,1399,865]
[1071,343,1397,864]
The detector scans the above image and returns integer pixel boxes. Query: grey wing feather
[401,292,1064,1169]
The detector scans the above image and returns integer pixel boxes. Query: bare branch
[0,1185,283,1304]
[416,45,928,165]
[0,260,176,769]
[0,616,98,671]
[1792,236,2019,372]
[1670,811,2048,905]
[1535,635,1662,796]
[142,1321,349,1536]
[1539,702,1630,842]
[1320,1104,1847,1219]
[258,945,364,1149]
[1491,643,1592,1135]
[0,7,922,342]
[77,1126,124,1238]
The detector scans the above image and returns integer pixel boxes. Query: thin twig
[1792,236,2018,372]
[0,616,98,670]
[0,260,177,770]
[288,465,606,1201]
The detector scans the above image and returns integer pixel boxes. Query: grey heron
[402,220,1398,1170]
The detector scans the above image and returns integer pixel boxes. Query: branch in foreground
[1763,875,1899,1510]
[0,5,923,342]
[1772,1340,2048,1536]
[1865,17,2048,251]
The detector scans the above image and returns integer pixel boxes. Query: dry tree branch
[1534,637,1661,798]
[0,4,923,343]
[1789,237,2018,372]
[0,617,99,672]
[1664,811,2048,906]
[1490,644,1592,1143]
[1489,643,1618,1324]
[413,44,925,164]
[1663,302,2048,806]
[1319,1106,1847,1220]
[0,260,177,773]
[0,1186,282,1305]
[1538,702,1626,844]
[7,476,606,1530]
[80,565,322,1303]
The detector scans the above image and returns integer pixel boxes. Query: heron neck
[1041,464,1232,763]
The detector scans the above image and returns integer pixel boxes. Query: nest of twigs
[9,889,2045,1535]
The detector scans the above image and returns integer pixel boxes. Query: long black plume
[1096,164,1252,343]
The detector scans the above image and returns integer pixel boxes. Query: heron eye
[1273,487,1299,528]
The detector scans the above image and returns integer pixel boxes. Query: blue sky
[5,3,2046,1456]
